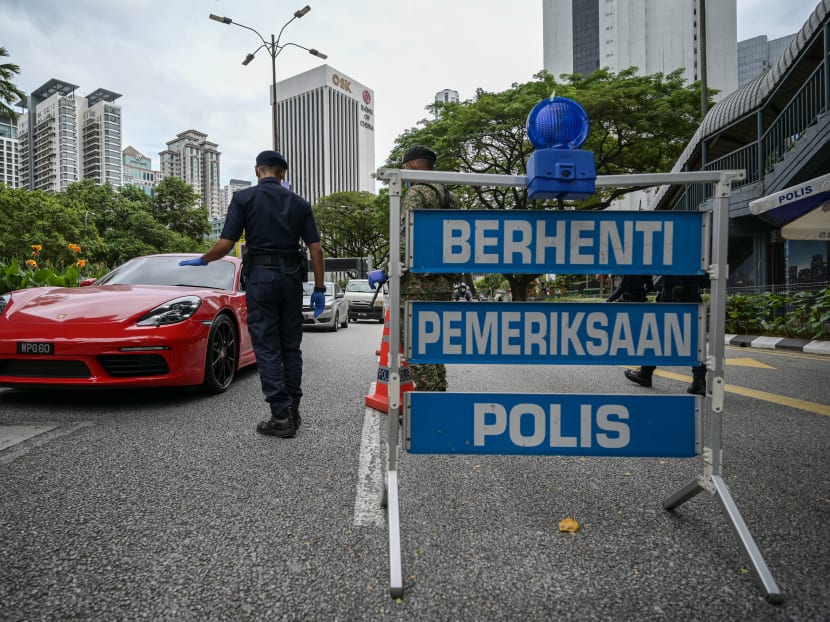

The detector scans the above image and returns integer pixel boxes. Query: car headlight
[0,293,10,316]
[136,296,202,326]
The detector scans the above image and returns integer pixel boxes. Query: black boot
[256,412,296,438]
[687,375,706,396]
[624,367,653,388]
[290,404,302,430]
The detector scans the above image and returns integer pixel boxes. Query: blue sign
[407,209,706,274]
[406,301,704,366]
[405,393,698,457]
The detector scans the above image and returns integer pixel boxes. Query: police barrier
[374,167,782,603]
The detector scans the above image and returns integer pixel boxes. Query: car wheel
[201,314,238,394]
[331,312,339,332]
[341,313,349,329]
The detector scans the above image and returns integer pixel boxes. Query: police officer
[606,274,653,302]
[179,150,326,437]
[623,274,708,395]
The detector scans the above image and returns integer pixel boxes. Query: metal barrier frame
[374,167,783,604]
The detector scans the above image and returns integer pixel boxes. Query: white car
[345,278,386,323]
[302,282,349,331]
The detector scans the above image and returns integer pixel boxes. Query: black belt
[247,254,300,267]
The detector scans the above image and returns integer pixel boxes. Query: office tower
[275,64,375,204]
[738,34,796,86]
[543,1,738,211]
[159,130,222,219]
[17,79,123,193]
[122,145,162,196]
[0,115,18,188]
[542,0,738,101]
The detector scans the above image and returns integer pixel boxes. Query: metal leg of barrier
[387,469,403,598]
[662,477,705,510]
[711,475,784,604]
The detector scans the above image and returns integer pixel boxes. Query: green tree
[313,190,390,268]
[0,47,26,121]
[388,68,707,299]
[0,185,89,266]
[152,176,208,239]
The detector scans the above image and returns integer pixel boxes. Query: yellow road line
[649,369,830,417]
[726,358,775,369]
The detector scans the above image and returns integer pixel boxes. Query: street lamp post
[209,7,327,151]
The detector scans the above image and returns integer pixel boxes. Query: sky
[1,0,823,190]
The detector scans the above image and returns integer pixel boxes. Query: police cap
[255,150,289,170]
[402,145,437,164]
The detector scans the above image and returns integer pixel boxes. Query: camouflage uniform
[400,182,458,392]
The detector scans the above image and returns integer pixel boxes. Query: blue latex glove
[310,291,325,318]
[179,257,207,267]
[368,269,387,290]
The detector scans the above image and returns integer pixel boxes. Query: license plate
[17,342,55,355]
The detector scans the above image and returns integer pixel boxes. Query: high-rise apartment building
[275,64,374,204]
[542,0,738,101]
[159,130,222,218]
[737,34,796,86]
[0,115,18,188]
[435,89,460,104]
[122,145,162,196]
[221,178,252,215]
[17,79,123,193]
[79,89,123,188]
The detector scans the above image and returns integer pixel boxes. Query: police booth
[372,97,783,604]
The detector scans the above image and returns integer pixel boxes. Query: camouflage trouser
[407,361,447,392]
[400,272,455,392]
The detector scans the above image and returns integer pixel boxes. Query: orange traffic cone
[365,307,415,413]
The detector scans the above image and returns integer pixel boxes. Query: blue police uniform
[220,166,321,424]
[624,275,708,395]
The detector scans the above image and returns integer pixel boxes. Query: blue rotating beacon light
[525,95,596,201]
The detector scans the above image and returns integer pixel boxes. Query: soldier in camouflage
[400,146,458,392]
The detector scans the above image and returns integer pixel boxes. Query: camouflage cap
[402,146,437,164]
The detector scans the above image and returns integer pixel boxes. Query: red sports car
[0,254,256,393]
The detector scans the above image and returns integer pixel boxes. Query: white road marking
[353,386,385,527]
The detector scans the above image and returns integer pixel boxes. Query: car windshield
[95,256,236,290]
[346,281,372,293]
[303,283,334,296]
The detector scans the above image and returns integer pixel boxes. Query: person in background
[179,150,325,438]
[453,283,473,302]
[623,274,708,395]
[606,274,653,303]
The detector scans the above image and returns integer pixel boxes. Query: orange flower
[26,259,38,269]
[31,244,42,252]
[76,259,87,268]
[68,243,81,253]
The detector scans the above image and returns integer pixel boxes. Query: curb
[725,334,830,356]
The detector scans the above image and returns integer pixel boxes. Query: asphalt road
[1,321,829,621]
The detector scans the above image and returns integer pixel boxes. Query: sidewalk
[725,333,830,356]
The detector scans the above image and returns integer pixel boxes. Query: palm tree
[0,47,26,121]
